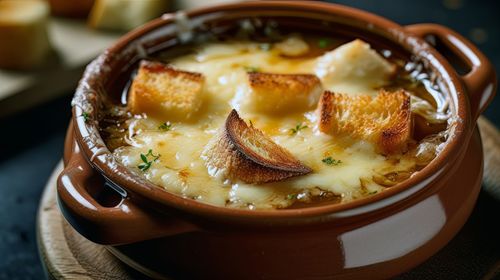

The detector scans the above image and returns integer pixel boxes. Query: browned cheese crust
[248,72,321,93]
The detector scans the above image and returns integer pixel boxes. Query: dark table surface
[0,1,499,279]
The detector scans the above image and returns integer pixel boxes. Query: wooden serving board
[36,118,500,279]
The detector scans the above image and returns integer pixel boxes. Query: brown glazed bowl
[57,1,496,279]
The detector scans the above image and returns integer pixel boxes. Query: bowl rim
[71,0,471,220]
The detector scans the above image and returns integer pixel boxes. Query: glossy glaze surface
[106,128,482,279]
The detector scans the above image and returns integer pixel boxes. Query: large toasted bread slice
[235,72,322,115]
[203,110,312,184]
[128,60,205,121]
[318,89,412,154]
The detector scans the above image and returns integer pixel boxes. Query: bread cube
[318,89,412,154]
[128,60,205,121]
[0,0,51,70]
[315,39,396,91]
[236,72,322,115]
[89,0,169,31]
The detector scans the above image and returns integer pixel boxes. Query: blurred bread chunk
[274,36,310,57]
[174,0,239,10]
[88,0,170,31]
[46,0,94,18]
[0,0,51,70]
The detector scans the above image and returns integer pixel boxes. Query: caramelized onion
[373,171,412,187]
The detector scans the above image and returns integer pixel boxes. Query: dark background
[0,0,499,279]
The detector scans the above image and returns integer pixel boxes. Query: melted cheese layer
[112,41,421,210]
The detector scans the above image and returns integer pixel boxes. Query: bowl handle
[57,143,198,245]
[405,23,497,120]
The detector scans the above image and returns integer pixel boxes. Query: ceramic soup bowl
[58,1,496,279]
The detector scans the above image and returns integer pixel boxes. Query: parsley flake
[318,38,331,48]
[138,149,161,171]
[290,123,308,135]
[81,112,90,122]
[322,157,342,166]
[158,122,172,131]
[244,66,260,73]
[287,194,297,200]
[259,43,272,51]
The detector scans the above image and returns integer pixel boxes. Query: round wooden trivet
[478,116,500,200]
[37,162,142,280]
[36,117,500,279]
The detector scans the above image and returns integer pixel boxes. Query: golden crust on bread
[318,89,412,154]
[239,72,322,114]
[203,110,312,184]
[128,60,204,121]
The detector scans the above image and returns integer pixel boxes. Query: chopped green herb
[138,149,161,171]
[244,66,260,73]
[368,190,378,195]
[264,26,279,37]
[322,157,342,166]
[287,194,297,200]
[318,38,331,48]
[81,112,90,122]
[290,123,308,135]
[259,43,272,51]
[158,121,172,131]
[249,119,254,126]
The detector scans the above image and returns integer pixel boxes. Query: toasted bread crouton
[315,39,396,92]
[235,72,322,115]
[318,89,412,154]
[128,60,204,121]
[274,36,310,57]
[203,110,312,184]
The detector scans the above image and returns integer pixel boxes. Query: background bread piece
[318,90,412,154]
[203,110,312,184]
[128,60,204,121]
[88,0,170,31]
[0,0,51,70]
[46,0,94,18]
[236,72,322,115]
